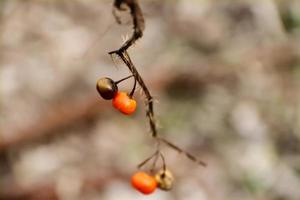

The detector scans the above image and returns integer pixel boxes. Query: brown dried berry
[96,77,118,100]
[155,169,174,191]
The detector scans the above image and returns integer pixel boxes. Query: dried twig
[158,137,207,167]
[108,0,206,168]
[111,0,145,53]
[137,150,159,169]
[113,51,157,137]
[109,0,155,135]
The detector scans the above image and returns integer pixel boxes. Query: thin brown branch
[129,74,137,97]
[109,0,207,168]
[114,51,157,137]
[115,74,134,84]
[158,137,207,167]
[159,152,166,171]
[137,150,159,169]
[111,0,145,53]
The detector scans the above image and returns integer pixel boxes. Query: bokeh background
[1,0,300,199]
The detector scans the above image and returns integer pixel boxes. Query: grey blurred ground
[1,0,300,199]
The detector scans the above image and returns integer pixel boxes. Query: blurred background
[1,0,300,199]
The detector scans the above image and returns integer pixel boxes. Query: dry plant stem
[110,0,206,168]
[129,75,137,97]
[137,149,166,174]
[110,0,155,136]
[137,150,159,169]
[115,75,134,84]
[115,74,137,97]
[114,53,207,167]
[158,137,207,167]
[159,152,166,172]
[111,0,145,53]
[150,152,159,173]
[114,51,157,137]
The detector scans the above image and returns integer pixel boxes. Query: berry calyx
[112,92,137,115]
[96,77,118,100]
[131,171,157,195]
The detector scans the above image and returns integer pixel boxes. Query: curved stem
[150,152,159,174]
[129,76,137,98]
[137,150,159,169]
[111,0,145,53]
[115,75,134,84]
[159,152,166,172]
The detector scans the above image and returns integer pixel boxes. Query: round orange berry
[131,171,157,195]
[112,92,137,115]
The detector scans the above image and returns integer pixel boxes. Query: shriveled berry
[131,171,157,195]
[155,169,174,191]
[96,77,118,100]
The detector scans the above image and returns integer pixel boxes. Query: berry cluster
[97,0,206,196]
[131,169,174,195]
[96,77,137,115]
[96,76,176,195]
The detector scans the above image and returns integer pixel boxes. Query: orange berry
[112,92,127,110]
[112,92,137,115]
[131,172,157,195]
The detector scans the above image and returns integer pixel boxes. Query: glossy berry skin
[96,77,118,100]
[112,92,137,115]
[131,172,157,195]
